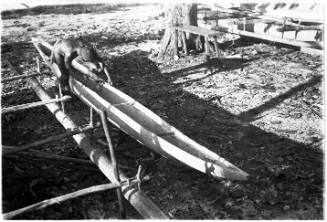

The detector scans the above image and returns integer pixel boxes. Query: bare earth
[1,4,323,219]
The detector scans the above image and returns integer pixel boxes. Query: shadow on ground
[108,49,323,219]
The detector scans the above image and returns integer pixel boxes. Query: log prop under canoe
[32,39,248,181]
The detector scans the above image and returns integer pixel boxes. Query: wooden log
[3,183,120,219]
[1,95,71,114]
[2,123,95,155]
[215,26,323,49]
[27,76,168,219]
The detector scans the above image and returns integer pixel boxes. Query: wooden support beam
[174,25,220,37]
[1,95,71,114]
[3,183,121,219]
[99,110,126,218]
[26,76,168,219]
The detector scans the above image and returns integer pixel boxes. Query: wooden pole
[19,149,95,165]
[99,110,126,218]
[1,73,43,83]
[4,152,100,172]
[2,123,96,155]
[1,95,71,114]
[3,183,121,219]
[27,77,168,219]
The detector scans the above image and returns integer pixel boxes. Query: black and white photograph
[1,0,324,219]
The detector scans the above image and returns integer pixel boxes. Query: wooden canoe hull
[69,77,248,181]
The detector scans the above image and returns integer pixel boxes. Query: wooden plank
[174,25,220,37]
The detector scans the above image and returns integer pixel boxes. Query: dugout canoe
[33,39,249,181]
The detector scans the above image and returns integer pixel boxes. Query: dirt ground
[1,3,323,219]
